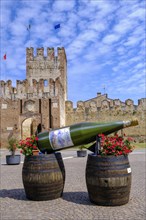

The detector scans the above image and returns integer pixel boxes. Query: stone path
[0,149,145,220]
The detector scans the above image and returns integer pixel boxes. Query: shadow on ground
[0,189,94,205]
[62,191,93,205]
[0,189,27,200]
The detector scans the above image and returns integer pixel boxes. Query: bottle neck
[123,119,138,128]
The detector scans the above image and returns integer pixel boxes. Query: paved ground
[0,149,146,220]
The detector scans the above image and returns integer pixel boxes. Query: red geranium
[17,135,39,156]
[99,133,135,156]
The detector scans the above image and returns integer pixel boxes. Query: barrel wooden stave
[22,152,65,201]
[86,154,131,206]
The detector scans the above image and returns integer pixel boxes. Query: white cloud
[114,19,138,35]
[128,8,145,20]
[102,34,121,44]
[52,0,75,12]
[124,37,141,47]
[0,0,145,105]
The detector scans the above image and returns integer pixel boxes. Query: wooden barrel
[86,154,132,206]
[22,152,65,201]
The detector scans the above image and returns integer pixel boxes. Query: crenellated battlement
[65,94,146,142]
[65,93,146,124]
[26,47,67,93]
[26,47,66,61]
[0,76,64,99]
[65,97,145,111]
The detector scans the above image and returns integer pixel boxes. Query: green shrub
[7,138,18,155]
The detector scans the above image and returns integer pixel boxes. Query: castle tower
[26,47,67,128]
[0,47,68,146]
[26,47,67,96]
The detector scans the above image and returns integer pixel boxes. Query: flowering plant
[7,137,18,156]
[99,133,135,156]
[17,135,39,156]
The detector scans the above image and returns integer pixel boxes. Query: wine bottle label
[49,127,74,150]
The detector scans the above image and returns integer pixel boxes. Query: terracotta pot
[32,150,40,156]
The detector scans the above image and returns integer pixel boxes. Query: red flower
[99,133,135,156]
[17,135,39,156]
[33,146,37,149]
[35,137,38,141]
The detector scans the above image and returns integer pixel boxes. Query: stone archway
[22,118,32,139]
[22,118,38,139]
[20,114,41,139]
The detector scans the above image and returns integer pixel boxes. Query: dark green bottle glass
[37,119,138,153]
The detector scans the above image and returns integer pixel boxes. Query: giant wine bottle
[37,119,138,153]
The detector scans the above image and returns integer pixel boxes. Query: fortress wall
[65,96,146,142]
[0,98,21,147]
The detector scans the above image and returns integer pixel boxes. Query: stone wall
[65,93,146,142]
[0,98,21,146]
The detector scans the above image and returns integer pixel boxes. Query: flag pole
[27,24,31,47]
[5,56,7,82]
[3,53,7,82]
[103,85,106,94]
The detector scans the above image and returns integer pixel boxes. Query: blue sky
[1,0,145,106]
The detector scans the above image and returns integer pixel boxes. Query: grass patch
[133,142,146,149]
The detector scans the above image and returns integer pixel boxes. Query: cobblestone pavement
[0,149,146,220]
